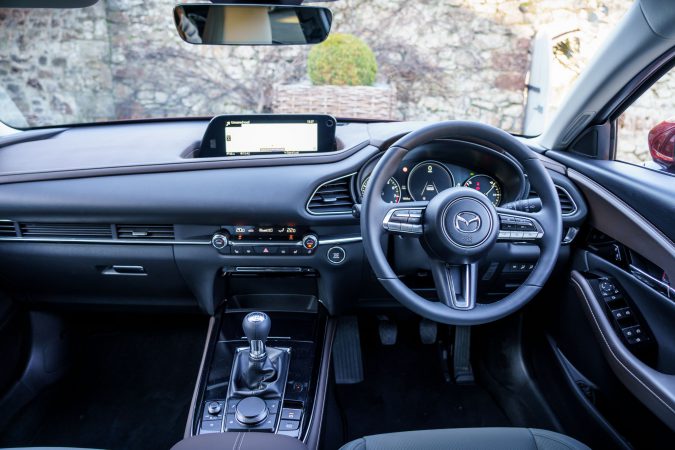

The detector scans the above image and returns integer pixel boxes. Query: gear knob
[242,312,271,360]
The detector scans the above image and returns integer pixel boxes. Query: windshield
[0,1,631,135]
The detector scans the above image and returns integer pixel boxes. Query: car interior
[0,0,673,449]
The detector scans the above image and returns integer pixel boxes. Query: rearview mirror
[648,119,675,169]
[174,4,333,46]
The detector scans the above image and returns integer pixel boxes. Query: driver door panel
[547,150,675,435]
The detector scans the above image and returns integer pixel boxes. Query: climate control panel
[211,226,317,256]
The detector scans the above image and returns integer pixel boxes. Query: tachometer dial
[463,174,502,206]
[407,161,454,201]
[361,176,402,204]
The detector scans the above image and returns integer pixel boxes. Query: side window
[616,70,675,170]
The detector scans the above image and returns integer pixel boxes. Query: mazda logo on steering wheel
[454,211,481,233]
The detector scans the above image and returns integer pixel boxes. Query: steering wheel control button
[383,208,425,234]
[235,396,269,425]
[327,246,346,265]
[498,214,543,241]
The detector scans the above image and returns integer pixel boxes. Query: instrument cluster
[355,141,527,208]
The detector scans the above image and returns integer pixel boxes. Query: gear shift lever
[242,312,271,361]
[228,311,289,405]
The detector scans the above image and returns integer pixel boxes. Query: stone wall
[0,0,647,157]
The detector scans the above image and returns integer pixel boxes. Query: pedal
[377,315,397,346]
[419,319,437,344]
[453,326,474,384]
[332,316,364,384]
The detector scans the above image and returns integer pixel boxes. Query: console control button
[327,246,346,265]
[235,397,269,425]
[279,419,300,431]
[265,400,280,415]
[281,408,303,421]
[200,419,222,434]
[207,401,223,416]
[257,414,277,431]
[226,399,239,414]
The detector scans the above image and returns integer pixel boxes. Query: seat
[171,432,307,450]
[339,427,591,450]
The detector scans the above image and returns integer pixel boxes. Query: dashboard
[0,118,588,317]
[355,140,526,207]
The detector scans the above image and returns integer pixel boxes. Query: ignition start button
[327,246,346,265]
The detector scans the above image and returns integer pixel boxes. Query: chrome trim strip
[305,172,357,216]
[230,240,303,247]
[0,237,210,245]
[318,236,362,245]
[629,264,675,299]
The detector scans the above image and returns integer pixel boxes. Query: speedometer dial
[407,161,454,201]
[463,174,502,206]
[361,176,402,204]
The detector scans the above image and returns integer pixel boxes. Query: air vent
[116,224,175,240]
[0,221,17,237]
[307,175,355,215]
[19,223,113,239]
[528,186,577,216]
[556,186,577,215]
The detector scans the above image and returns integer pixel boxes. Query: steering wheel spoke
[430,260,478,310]
[382,202,428,236]
[496,208,544,243]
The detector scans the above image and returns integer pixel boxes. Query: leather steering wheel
[361,121,562,325]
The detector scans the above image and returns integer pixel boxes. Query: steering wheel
[361,121,562,325]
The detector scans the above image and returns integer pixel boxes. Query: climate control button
[302,234,318,250]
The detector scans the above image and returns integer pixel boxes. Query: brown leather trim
[568,169,675,285]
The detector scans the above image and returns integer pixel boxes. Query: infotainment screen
[198,114,337,158]
[225,120,318,155]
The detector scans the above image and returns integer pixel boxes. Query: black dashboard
[0,118,588,316]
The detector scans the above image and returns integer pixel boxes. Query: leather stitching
[231,432,242,450]
[571,276,675,417]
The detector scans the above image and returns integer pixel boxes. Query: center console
[187,303,331,446]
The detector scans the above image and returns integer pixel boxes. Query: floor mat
[334,316,511,442]
[0,313,208,450]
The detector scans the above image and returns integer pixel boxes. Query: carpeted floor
[0,313,208,450]
[334,316,511,442]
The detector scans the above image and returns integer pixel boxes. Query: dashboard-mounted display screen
[199,114,337,158]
